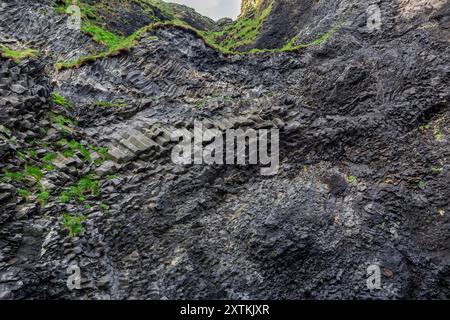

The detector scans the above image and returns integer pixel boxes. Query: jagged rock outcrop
[240,0,450,51]
[0,0,449,300]
[52,0,214,36]
[240,0,272,18]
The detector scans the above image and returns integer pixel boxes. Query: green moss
[2,169,24,183]
[62,213,86,237]
[52,0,340,69]
[53,0,97,19]
[50,113,75,133]
[42,152,57,163]
[281,27,338,52]
[418,180,426,190]
[58,19,340,69]
[18,188,31,200]
[56,139,69,148]
[27,149,38,158]
[59,174,100,204]
[203,1,274,52]
[55,37,135,70]
[419,124,431,132]
[37,189,50,206]
[0,44,38,63]
[97,147,109,159]
[25,166,44,182]
[431,166,444,174]
[57,138,91,161]
[17,150,27,161]
[52,92,72,107]
[347,175,357,184]
[100,202,109,212]
[68,139,91,161]
[55,21,141,70]
[434,128,443,142]
[82,21,123,49]
[90,146,110,165]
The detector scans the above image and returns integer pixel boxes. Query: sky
[167,0,241,20]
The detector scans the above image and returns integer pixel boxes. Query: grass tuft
[59,174,100,204]
[62,213,86,237]
[0,44,38,63]
[52,92,72,107]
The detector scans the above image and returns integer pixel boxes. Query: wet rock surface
[0,0,449,299]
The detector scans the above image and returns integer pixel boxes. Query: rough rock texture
[54,0,215,35]
[240,0,272,18]
[0,0,449,299]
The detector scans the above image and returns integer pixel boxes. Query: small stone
[10,84,27,94]
[382,268,394,278]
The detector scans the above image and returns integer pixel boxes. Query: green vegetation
[27,149,38,158]
[0,44,38,63]
[194,93,224,109]
[347,175,357,184]
[202,1,273,52]
[42,152,57,163]
[18,188,31,200]
[100,202,109,213]
[52,92,72,107]
[62,213,86,237]
[2,165,42,183]
[434,128,443,142]
[93,99,127,108]
[431,166,444,174]
[56,138,109,165]
[53,5,187,71]
[52,0,341,70]
[89,146,110,165]
[195,99,206,109]
[25,165,44,182]
[59,174,100,204]
[68,140,90,161]
[1,102,109,228]
[82,21,123,49]
[419,124,431,132]
[419,124,444,142]
[418,180,426,190]
[280,27,338,52]
[96,147,109,160]
[3,165,49,206]
[17,151,27,161]
[41,152,57,170]
[37,189,50,206]
[54,35,135,70]
[50,112,75,134]
[56,138,91,161]
[54,3,144,71]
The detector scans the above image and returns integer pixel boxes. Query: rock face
[53,0,215,36]
[167,2,215,30]
[240,0,272,18]
[0,0,449,299]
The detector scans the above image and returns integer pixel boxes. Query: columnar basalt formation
[0,0,449,299]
